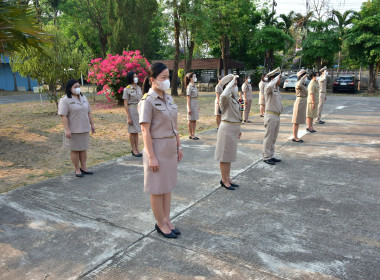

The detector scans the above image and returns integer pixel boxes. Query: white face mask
[247,79,251,83]
[133,77,139,84]
[193,77,197,83]
[155,79,170,91]
[325,71,328,76]
[74,87,81,94]
[317,77,320,81]
[233,86,238,93]
[264,77,268,82]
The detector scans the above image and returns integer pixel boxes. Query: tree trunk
[171,4,180,97]
[281,48,286,71]
[315,57,321,71]
[368,63,375,94]
[337,51,341,76]
[13,72,18,91]
[267,49,274,71]
[220,35,230,76]
[27,76,32,91]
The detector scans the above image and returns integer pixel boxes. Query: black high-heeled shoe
[220,180,235,190]
[155,224,178,238]
[230,182,239,188]
[171,227,181,235]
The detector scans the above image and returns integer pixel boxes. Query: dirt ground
[1,92,294,193]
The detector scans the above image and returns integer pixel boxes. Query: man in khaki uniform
[241,76,253,123]
[262,67,283,165]
[316,66,327,124]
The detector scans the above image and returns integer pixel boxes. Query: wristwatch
[177,146,183,150]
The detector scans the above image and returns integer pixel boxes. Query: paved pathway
[0,96,379,279]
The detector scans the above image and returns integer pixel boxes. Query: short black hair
[65,79,81,98]
[271,73,280,80]
[309,72,318,79]
[126,71,135,85]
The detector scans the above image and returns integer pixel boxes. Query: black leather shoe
[171,228,181,235]
[230,182,239,188]
[131,151,142,157]
[306,128,317,133]
[75,173,84,177]
[220,180,235,190]
[155,224,178,238]
[292,138,304,143]
[80,168,93,175]
[263,159,275,165]
[271,158,281,162]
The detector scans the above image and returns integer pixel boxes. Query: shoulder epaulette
[141,93,148,100]
[126,85,131,89]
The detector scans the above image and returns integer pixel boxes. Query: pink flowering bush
[88,50,150,104]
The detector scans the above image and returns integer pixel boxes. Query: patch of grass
[0,92,293,193]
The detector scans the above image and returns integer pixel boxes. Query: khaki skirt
[187,98,199,121]
[214,121,241,163]
[307,102,319,119]
[292,97,307,124]
[143,137,178,194]
[214,98,221,116]
[63,132,89,151]
[127,105,141,133]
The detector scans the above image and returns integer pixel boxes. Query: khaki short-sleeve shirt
[122,85,143,105]
[138,89,178,139]
[58,95,91,133]
[186,84,198,98]
[242,82,253,100]
[307,80,320,104]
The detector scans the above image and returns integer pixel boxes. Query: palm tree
[331,10,357,74]
[260,9,278,72]
[0,0,49,56]
[294,11,314,69]
[278,11,295,70]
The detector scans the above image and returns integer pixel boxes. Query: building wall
[0,56,39,91]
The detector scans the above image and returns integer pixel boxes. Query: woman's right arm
[123,99,133,125]
[141,123,159,172]
[61,115,71,138]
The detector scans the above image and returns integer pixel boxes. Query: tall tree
[331,9,357,74]
[294,11,314,69]
[59,0,111,58]
[278,11,296,70]
[254,9,293,72]
[346,0,380,94]
[205,0,255,75]
[301,19,340,70]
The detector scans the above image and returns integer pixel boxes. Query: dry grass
[0,92,293,193]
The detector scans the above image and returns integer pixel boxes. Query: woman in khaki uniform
[138,62,183,239]
[186,72,199,140]
[215,74,242,190]
[291,69,308,142]
[58,79,95,177]
[306,72,319,133]
[214,76,223,129]
[241,76,253,123]
[123,71,143,157]
[258,75,268,117]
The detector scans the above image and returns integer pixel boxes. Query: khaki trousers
[263,114,280,160]
[316,93,326,121]
[244,100,252,121]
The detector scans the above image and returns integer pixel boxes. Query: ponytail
[142,77,151,94]
[185,72,195,88]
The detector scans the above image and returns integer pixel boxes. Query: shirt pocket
[190,88,198,97]
[154,104,166,111]
[169,103,178,111]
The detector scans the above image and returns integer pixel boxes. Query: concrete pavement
[1,96,379,279]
